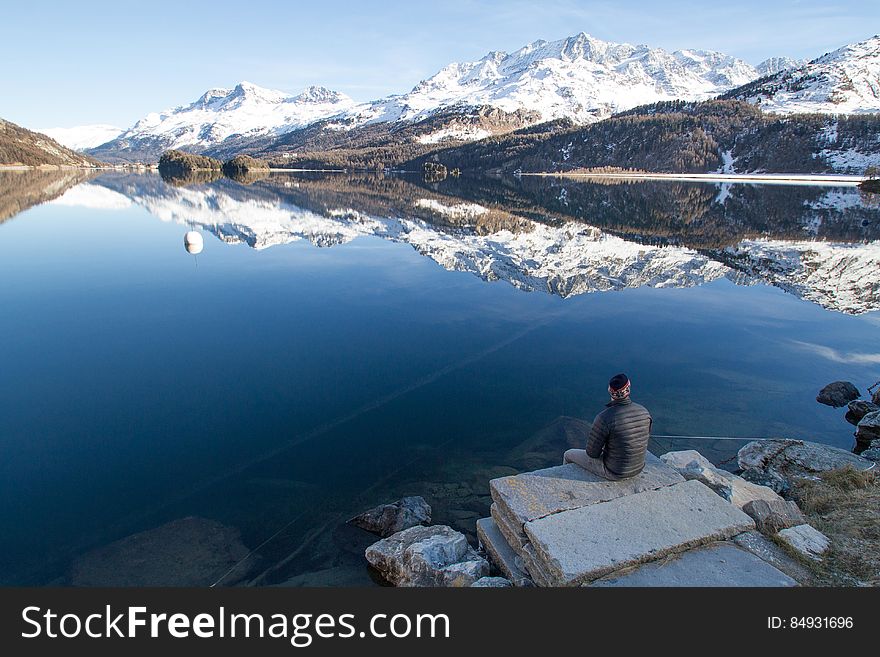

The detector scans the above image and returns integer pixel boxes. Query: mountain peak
[294,86,351,104]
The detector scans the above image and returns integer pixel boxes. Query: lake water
[1,169,878,586]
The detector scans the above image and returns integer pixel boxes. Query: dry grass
[791,466,880,586]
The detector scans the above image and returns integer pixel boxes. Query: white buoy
[184,231,204,255]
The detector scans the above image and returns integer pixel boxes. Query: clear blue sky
[1,0,877,129]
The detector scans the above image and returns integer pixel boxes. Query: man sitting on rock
[563,373,652,480]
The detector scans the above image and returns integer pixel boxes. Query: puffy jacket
[586,398,652,478]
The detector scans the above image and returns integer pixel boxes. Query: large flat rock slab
[590,542,797,587]
[523,479,755,586]
[476,517,532,586]
[490,455,684,548]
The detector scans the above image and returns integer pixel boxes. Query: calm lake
[1,169,878,586]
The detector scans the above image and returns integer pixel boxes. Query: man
[563,373,652,480]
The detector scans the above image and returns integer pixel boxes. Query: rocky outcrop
[816,381,860,407]
[846,400,879,426]
[349,496,432,538]
[364,525,489,587]
[659,450,782,509]
[737,439,873,488]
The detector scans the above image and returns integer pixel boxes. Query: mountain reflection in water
[55,170,880,315]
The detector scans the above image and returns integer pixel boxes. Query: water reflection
[59,170,880,315]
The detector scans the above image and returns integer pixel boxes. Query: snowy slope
[39,124,122,151]
[93,82,355,159]
[732,35,880,114]
[340,32,761,126]
[756,57,806,77]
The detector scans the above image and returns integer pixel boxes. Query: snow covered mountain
[728,34,880,114]
[39,124,122,151]
[90,82,356,162]
[339,32,760,128]
[91,33,771,162]
[755,57,806,77]
[80,174,880,314]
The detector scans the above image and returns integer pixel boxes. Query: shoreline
[524,171,867,186]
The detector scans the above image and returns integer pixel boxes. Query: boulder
[470,576,512,587]
[737,439,873,489]
[349,496,431,538]
[855,411,880,447]
[364,525,489,587]
[777,524,830,561]
[660,449,783,509]
[860,448,880,462]
[845,400,879,426]
[741,499,806,534]
[740,468,790,496]
[816,381,860,407]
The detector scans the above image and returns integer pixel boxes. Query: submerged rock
[845,400,879,426]
[737,439,873,488]
[349,496,432,538]
[68,517,251,587]
[365,525,489,587]
[659,450,782,509]
[816,381,860,407]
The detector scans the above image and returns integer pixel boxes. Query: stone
[742,499,806,534]
[660,449,783,509]
[873,388,880,406]
[68,517,251,587]
[521,543,553,588]
[737,439,874,489]
[490,503,527,553]
[590,542,797,587]
[856,411,880,447]
[364,525,489,587]
[659,450,716,470]
[470,576,512,587]
[740,468,790,496]
[860,448,880,462]
[777,524,831,561]
[476,517,532,586]
[349,496,431,538]
[489,455,684,549]
[846,400,879,426]
[733,531,813,584]
[816,381,860,407]
[522,480,755,586]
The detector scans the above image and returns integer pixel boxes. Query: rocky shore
[356,378,879,588]
[357,439,873,587]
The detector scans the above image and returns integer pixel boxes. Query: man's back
[587,398,652,478]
